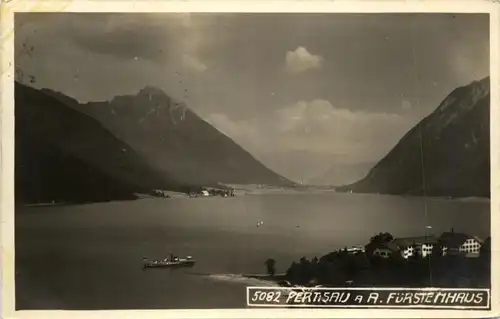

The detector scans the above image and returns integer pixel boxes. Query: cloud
[205,113,243,138]
[15,13,212,69]
[205,99,414,163]
[401,99,412,110]
[285,46,324,74]
[182,54,208,73]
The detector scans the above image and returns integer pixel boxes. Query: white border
[246,287,491,309]
[1,1,499,319]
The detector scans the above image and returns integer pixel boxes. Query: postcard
[1,0,499,318]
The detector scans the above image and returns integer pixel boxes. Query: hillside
[42,86,293,188]
[16,134,138,203]
[15,82,186,204]
[337,77,490,198]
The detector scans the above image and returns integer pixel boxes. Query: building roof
[439,232,472,248]
[392,236,438,248]
[375,242,400,252]
[472,236,484,244]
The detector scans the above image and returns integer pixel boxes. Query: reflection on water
[15,193,490,309]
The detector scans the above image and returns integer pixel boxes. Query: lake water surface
[15,192,490,309]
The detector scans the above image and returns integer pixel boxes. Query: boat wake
[202,274,280,287]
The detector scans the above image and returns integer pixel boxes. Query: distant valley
[15,75,491,204]
[305,161,375,187]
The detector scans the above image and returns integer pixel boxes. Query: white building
[371,231,484,260]
[373,247,394,259]
[439,231,483,257]
[201,190,210,197]
[391,236,440,259]
[347,246,365,255]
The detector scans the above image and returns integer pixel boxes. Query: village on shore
[263,229,491,289]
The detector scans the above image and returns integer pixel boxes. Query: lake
[14,192,490,309]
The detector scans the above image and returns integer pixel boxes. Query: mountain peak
[110,85,175,110]
[138,85,168,97]
[435,76,490,115]
[477,75,490,86]
[76,89,294,187]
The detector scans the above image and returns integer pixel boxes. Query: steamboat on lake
[143,254,196,269]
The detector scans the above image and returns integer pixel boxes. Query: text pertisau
[247,287,490,309]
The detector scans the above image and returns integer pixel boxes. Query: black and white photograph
[2,0,499,317]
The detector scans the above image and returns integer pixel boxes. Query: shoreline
[243,273,287,282]
[204,273,288,287]
[334,190,490,202]
[238,251,491,289]
[18,189,491,208]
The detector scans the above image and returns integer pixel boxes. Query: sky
[14,13,490,184]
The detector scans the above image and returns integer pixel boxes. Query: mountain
[42,86,293,188]
[337,77,490,198]
[15,82,186,204]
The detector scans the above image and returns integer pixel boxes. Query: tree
[264,258,276,277]
[480,237,491,259]
[286,261,299,281]
[297,257,314,284]
[365,232,394,256]
[431,243,444,259]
